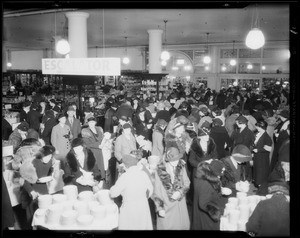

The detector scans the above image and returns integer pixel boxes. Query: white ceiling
[3,3,290,51]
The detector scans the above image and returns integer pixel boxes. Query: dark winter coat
[188,138,218,175]
[270,130,289,174]
[63,148,102,193]
[41,116,57,145]
[209,126,232,159]
[104,107,118,133]
[2,117,12,141]
[65,117,82,140]
[246,193,290,236]
[192,178,226,230]
[27,109,42,132]
[2,174,15,229]
[22,158,54,195]
[81,126,105,178]
[253,131,272,186]
[231,126,255,149]
[19,109,29,123]
[220,156,243,197]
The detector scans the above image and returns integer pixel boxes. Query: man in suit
[65,106,82,140]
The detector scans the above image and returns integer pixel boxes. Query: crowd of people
[2,82,290,235]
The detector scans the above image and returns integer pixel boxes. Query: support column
[65,12,89,58]
[147,29,163,73]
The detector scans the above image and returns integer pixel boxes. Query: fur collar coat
[155,159,189,202]
[188,137,218,169]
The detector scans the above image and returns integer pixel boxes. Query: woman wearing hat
[252,120,272,187]
[81,116,106,185]
[114,123,137,178]
[188,127,217,182]
[192,160,227,230]
[270,110,289,174]
[246,179,290,236]
[40,109,58,145]
[210,118,232,159]
[51,113,73,160]
[63,138,102,193]
[20,145,56,225]
[152,119,168,159]
[151,146,190,230]
[133,105,152,141]
[8,121,30,152]
[110,153,153,230]
[220,144,252,196]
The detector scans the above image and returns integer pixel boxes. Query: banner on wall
[42,58,121,76]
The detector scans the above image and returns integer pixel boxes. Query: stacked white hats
[38,195,52,209]
[63,185,78,201]
[95,189,114,205]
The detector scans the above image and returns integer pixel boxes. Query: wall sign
[42,58,121,76]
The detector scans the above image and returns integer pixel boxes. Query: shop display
[220,194,268,231]
[32,187,119,230]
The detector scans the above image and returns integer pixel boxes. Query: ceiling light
[230,59,237,66]
[247,64,253,70]
[172,66,179,71]
[205,66,210,71]
[184,65,191,71]
[177,59,184,65]
[122,56,130,65]
[221,65,227,71]
[7,62,12,67]
[261,65,266,70]
[56,38,70,55]
[161,50,170,61]
[245,6,265,50]
[161,20,170,61]
[161,60,167,66]
[229,40,237,66]
[203,33,211,64]
[122,36,130,65]
[203,56,211,64]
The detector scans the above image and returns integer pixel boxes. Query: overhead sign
[42,58,121,76]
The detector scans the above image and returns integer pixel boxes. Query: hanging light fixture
[203,32,211,64]
[245,4,265,50]
[161,20,170,61]
[161,60,167,66]
[7,49,12,67]
[229,40,237,66]
[122,36,130,64]
[55,13,70,55]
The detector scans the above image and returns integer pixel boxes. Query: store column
[65,12,89,58]
[147,29,163,73]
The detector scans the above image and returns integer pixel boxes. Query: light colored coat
[114,133,137,162]
[51,124,72,160]
[110,166,153,230]
[152,160,191,230]
[152,128,164,158]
